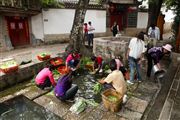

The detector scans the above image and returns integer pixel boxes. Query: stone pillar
[0,15,5,51]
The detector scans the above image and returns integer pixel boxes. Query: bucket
[152,65,166,78]
[101,89,122,112]
[154,70,166,79]
[152,65,160,74]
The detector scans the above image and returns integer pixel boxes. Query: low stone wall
[93,36,132,63]
[0,60,49,91]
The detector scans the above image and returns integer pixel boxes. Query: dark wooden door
[110,14,123,31]
[6,16,30,47]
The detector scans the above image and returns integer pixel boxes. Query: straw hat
[162,44,172,52]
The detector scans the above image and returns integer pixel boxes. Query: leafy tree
[165,0,180,49]
[64,0,91,56]
[147,0,164,28]
[40,0,64,8]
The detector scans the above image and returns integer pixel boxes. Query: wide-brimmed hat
[162,44,172,52]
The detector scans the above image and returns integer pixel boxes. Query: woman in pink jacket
[35,64,56,90]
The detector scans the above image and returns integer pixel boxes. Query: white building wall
[84,10,106,33]
[42,9,106,34]
[137,12,148,28]
[31,13,44,40]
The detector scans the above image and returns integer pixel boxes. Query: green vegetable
[93,82,102,94]
[69,98,87,114]
[85,99,99,107]
[0,60,17,69]
[53,69,60,75]
[47,90,54,96]
[104,65,110,71]
[107,95,118,102]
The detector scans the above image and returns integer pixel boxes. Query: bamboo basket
[101,88,122,112]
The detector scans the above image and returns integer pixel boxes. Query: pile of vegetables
[107,95,118,102]
[50,58,63,66]
[70,98,99,114]
[80,57,93,68]
[0,60,17,69]
[38,52,49,57]
[37,52,51,61]
[69,98,87,114]
[53,69,60,81]
[93,82,102,94]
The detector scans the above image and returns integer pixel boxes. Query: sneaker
[138,80,142,83]
[127,80,134,85]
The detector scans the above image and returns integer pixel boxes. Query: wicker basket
[37,55,51,61]
[101,88,122,112]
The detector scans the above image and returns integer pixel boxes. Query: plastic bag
[69,98,87,114]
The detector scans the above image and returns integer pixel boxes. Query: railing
[0,0,41,10]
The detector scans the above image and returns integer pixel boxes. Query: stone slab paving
[159,65,180,120]
[34,95,70,118]
[0,83,50,102]
[124,97,148,114]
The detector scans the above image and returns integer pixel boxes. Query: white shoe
[127,80,134,85]
[123,95,128,104]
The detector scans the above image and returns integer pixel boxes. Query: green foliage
[80,57,92,68]
[41,0,64,8]
[93,82,102,94]
[165,0,180,38]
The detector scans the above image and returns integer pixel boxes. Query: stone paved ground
[0,70,160,120]
[0,43,67,64]
[0,38,179,120]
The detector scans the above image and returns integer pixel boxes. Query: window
[127,12,137,27]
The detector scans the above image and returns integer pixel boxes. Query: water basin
[0,95,63,120]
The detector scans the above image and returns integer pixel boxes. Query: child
[66,50,81,71]
[114,58,127,76]
[99,59,127,96]
[91,55,103,74]
[54,71,78,101]
[35,64,56,90]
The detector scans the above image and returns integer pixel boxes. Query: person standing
[148,24,160,47]
[87,21,95,47]
[83,23,88,45]
[146,44,172,78]
[111,21,119,37]
[126,32,146,84]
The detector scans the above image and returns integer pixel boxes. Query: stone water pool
[73,69,107,103]
[0,95,63,120]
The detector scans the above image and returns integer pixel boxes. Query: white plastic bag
[69,98,87,114]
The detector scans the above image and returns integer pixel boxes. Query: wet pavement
[0,39,180,119]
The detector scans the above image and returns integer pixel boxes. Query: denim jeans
[128,56,142,82]
[88,33,94,47]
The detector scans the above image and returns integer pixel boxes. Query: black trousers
[57,84,78,101]
[36,78,52,90]
[147,54,153,77]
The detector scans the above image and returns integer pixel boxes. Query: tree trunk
[147,0,164,30]
[176,25,180,52]
[67,0,90,53]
